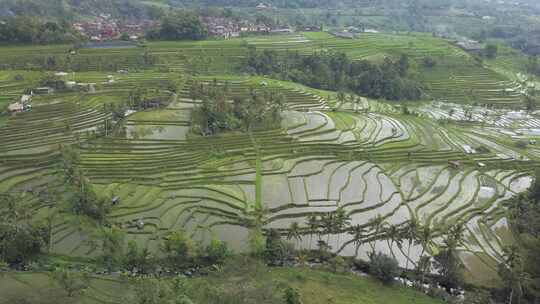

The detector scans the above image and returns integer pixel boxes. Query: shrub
[265,229,294,265]
[0,194,49,267]
[125,240,155,274]
[484,44,498,59]
[50,267,89,298]
[205,238,230,265]
[515,140,528,149]
[161,231,197,267]
[368,252,401,284]
[284,286,303,304]
[475,145,490,153]
[422,56,437,68]
[329,256,347,273]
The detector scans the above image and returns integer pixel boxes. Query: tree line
[146,11,208,41]
[245,49,423,101]
[0,16,82,44]
[0,0,160,20]
[262,208,466,296]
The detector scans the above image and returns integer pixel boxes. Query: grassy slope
[0,263,443,304]
[256,267,442,304]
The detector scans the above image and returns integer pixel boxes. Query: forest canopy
[245,49,423,101]
[190,79,286,135]
[146,11,208,41]
[0,16,82,44]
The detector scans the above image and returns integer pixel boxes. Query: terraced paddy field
[1,69,538,287]
[0,31,528,106]
[0,31,538,288]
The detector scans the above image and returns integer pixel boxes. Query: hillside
[2,0,540,302]
[0,258,444,304]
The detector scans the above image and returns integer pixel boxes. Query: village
[72,14,157,42]
[71,3,296,41]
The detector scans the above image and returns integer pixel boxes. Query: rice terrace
[2,1,540,303]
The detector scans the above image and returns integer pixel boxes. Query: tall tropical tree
[287,222,302,250]
[321,213,334,244]
[384,224,402,260]
[498,245,528,304]
[402,218,419,270]
[349,225,366,258]
[416,255,432,286]
[306,214,320,249]
[367,215,384,256]
[354,96,363,112]
[434,226,464,291]
[414,224,434,285]
[334,207,351,249]
[416,224,434,259]
[337,91,346,107]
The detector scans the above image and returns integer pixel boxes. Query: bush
[284,286,303,304]
[475,145,490,153]
[368,252,401,284]
[50,267,89,298]
[0,194,49,266]
[484,44,498,59]
[205,238,230,265]
[161,231,197,267]
[329,256,347,273]
[265,229,294,265]
[125,240,155,274]
[515,140,528,149]
[422,56,437,68]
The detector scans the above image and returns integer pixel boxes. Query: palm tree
[287,222,302,249]
[347,93,355,111]
[354,96,362,112]
[402,219,419,270]
[349,225,366,258]
[337,91,346,107]
[306,214,319,249]
[499,246,528,304]
[449,223,465,248]
[321,213,334,244]
[367,215,384,256]
[334,207,351,249]
[384,224,402,260]
[415,224,434,285]
[416,224,434,259]
[417,255,432,285]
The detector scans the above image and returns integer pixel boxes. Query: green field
[0,259,443,304]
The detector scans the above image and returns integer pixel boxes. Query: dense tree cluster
[0,0,72,18]
[57,145,111,222]
[147,11,208,41]
[506,169,540,303]
[477,26,540,56]
[368,252,401,284]
[483,44,498,59]
[0,194,48,266]
[190,79,286,135]
[527,56,540,77]
[0,16,82,44]
[246,49,422,101]
[0,0,158,19]
[92,227,230,274]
